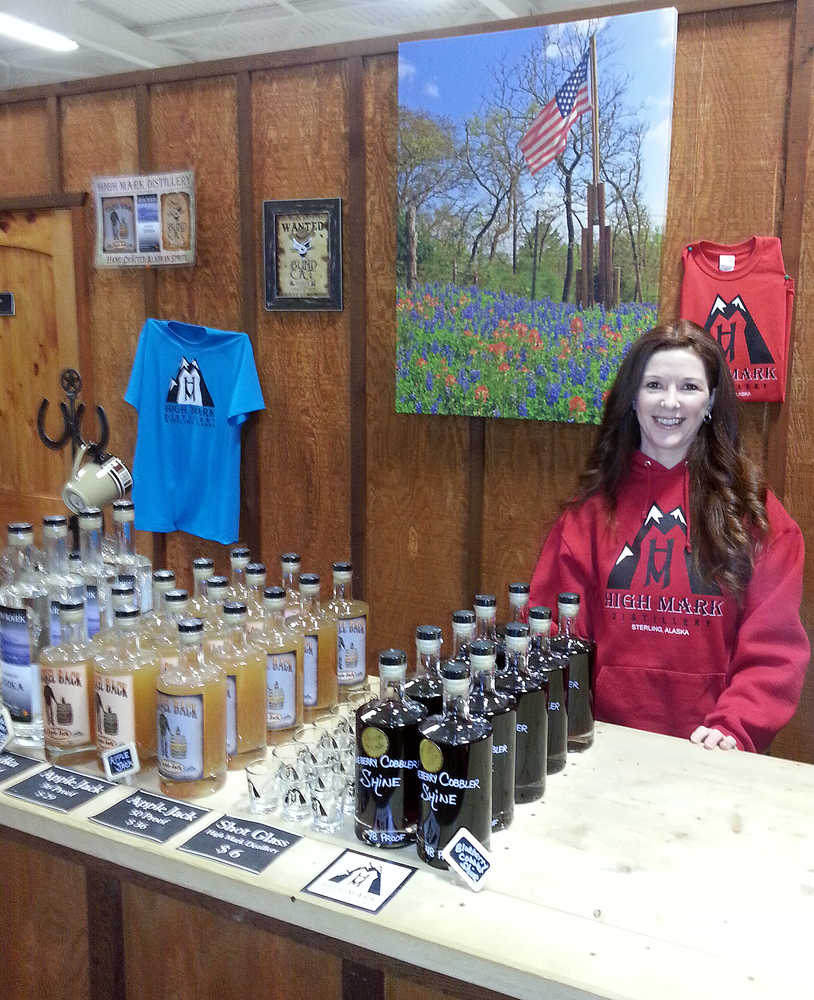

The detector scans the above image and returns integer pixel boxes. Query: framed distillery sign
[263,197,343,311]
[92,170,196,268]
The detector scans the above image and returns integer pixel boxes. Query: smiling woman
[530,320,809,755]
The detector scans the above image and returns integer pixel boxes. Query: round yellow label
[419,738,443,773]
[361,726,388,758]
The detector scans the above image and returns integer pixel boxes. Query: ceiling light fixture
[0,13,78,52]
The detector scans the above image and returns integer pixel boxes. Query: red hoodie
[529,452,809,752]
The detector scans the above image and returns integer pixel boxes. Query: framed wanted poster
[263,198,342,311]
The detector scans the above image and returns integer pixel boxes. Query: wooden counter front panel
[0,830,90,1000]
[122,883,343,1000]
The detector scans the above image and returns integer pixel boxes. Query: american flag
[519,50,592,175]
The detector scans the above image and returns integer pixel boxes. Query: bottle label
[94,671,136,752]
[156,690,204,781]
[1,606,41,723]
[41,662,90,746]
[266,650,297,729]
[337,614,366,686]
[86,584,100,637]
[50,599,62,645]
[226,675,237,755]
[303,633,318,707]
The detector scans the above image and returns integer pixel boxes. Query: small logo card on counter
[178,815,301,875]
[0,705,12,752]
[91,790,210,844]
[5,765,115,813]
[0,751,41,783]
[440,828,492,891]
[101,742,140,781]
[303,848,416,914]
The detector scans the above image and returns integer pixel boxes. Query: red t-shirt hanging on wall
[679,236,794,402]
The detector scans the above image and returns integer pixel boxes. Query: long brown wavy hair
[574,320,768,597]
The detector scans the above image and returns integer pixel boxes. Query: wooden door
[0,208,83,535]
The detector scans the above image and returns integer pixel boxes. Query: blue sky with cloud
[398,8,677,226]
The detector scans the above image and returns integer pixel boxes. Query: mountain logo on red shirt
[607,504,720,596]
[703,295,774,365]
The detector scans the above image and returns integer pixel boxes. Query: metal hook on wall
[37,368,109,460]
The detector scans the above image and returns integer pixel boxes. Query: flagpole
[590,34,600,209]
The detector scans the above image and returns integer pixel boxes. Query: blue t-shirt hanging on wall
[125,319,265,544]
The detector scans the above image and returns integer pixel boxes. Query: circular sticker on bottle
[361,726,388,758]
[419,738,443,773]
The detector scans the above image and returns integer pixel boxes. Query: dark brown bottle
[528,606,569,774]
[551,593,596,753]
[496,583,530,672]
[496,622,547,802]
[417,660,492,869]
[355,649,427,848]
[404,625,443,716]
[468,639,516,832]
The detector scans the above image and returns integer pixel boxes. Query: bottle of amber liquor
[528,606,569,774]
[404,625,443,717]
[355,649,426,848]
[327,561,368,695]
[496,622,547,803]
[416,660,492,870]
[287,573,338,719]
[551,593,596,753]
[40,599,96,763]
[468,639,516,832]
[254,586,304,744]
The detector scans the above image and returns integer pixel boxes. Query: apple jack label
[94,672,135,753]
[266,651,296,729]
[157,691,203,781]
[1,606,41,723]
[337,615,366,686]
[303,634,318,707]
[41,663,90,746]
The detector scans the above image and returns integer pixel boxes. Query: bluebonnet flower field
[396,283,657,422]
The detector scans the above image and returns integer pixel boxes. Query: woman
[529,320,808,752]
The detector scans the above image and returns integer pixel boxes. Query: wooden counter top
[1,722,811,1000]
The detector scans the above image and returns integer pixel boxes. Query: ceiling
[0,0,594,92]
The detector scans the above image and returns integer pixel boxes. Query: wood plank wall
[0,0,812,761]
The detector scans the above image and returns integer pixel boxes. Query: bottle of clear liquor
[189,557,214,619]
[355,649,427,848]
[157,618,227,799]
[288,573,338,719]
[496,622,547,803]
[404,625,443,717]
[111,500,153,613]
[327,561,369,695]
[91,579,138,655]
[40,599,96,762]
[94,605,158,763]
[528,606,569,774]
[227,546,251,602]
[213,602,266,768]
[468,639,516,832]
[551,593,596,753]
[253,585,304,744]
[0,521,49,743]
[448,609,476,663]
[280,552,302,620]
[40,515,84,647]
[473,594,497,641]
[78,508,116,638]
[416,659,492,869]
[496,582,530,671]
[244,562,266,635]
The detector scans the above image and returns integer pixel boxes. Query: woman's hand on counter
[690,726,739,751]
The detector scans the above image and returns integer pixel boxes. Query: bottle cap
[557,592,580,617]
[298,573,320,595]
[263,586,286,601]
[117,573,136,586]
[164,589,189,605]
[509,583,530,606]
[206,575,229,592]
[528,606,553,634]
[8,521,33,537]
[332,560,352,573]
[509,582,530,594]
[505,621,530,653]
[281,552,301,565]
[112,499,135,522]
[59,599,85,624]
[153,569,175,583]
[379,648,407,667]
[558,591,580,604]
[178,617,204,637]
[223,601,248,617]
[78,508,103,529]
[114,605,141,620]
[473,594,497,608]
[416,625,442,655]
[112,582,136,597]
[441,659,470,681]
[193,557,214,573]
[230,547,251,565]
[42,515,68,538]
[469,640,495,672]
[246,562,266,577]
[452,610,476,625]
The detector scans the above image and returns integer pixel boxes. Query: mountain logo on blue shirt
[166,357,214,407]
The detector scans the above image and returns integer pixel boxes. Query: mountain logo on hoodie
[608,503,720,595]
[703,294,774,366]
[166,357,214,407]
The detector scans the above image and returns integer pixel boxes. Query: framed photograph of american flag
[263,197,343,311]
[395,9,677,422]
